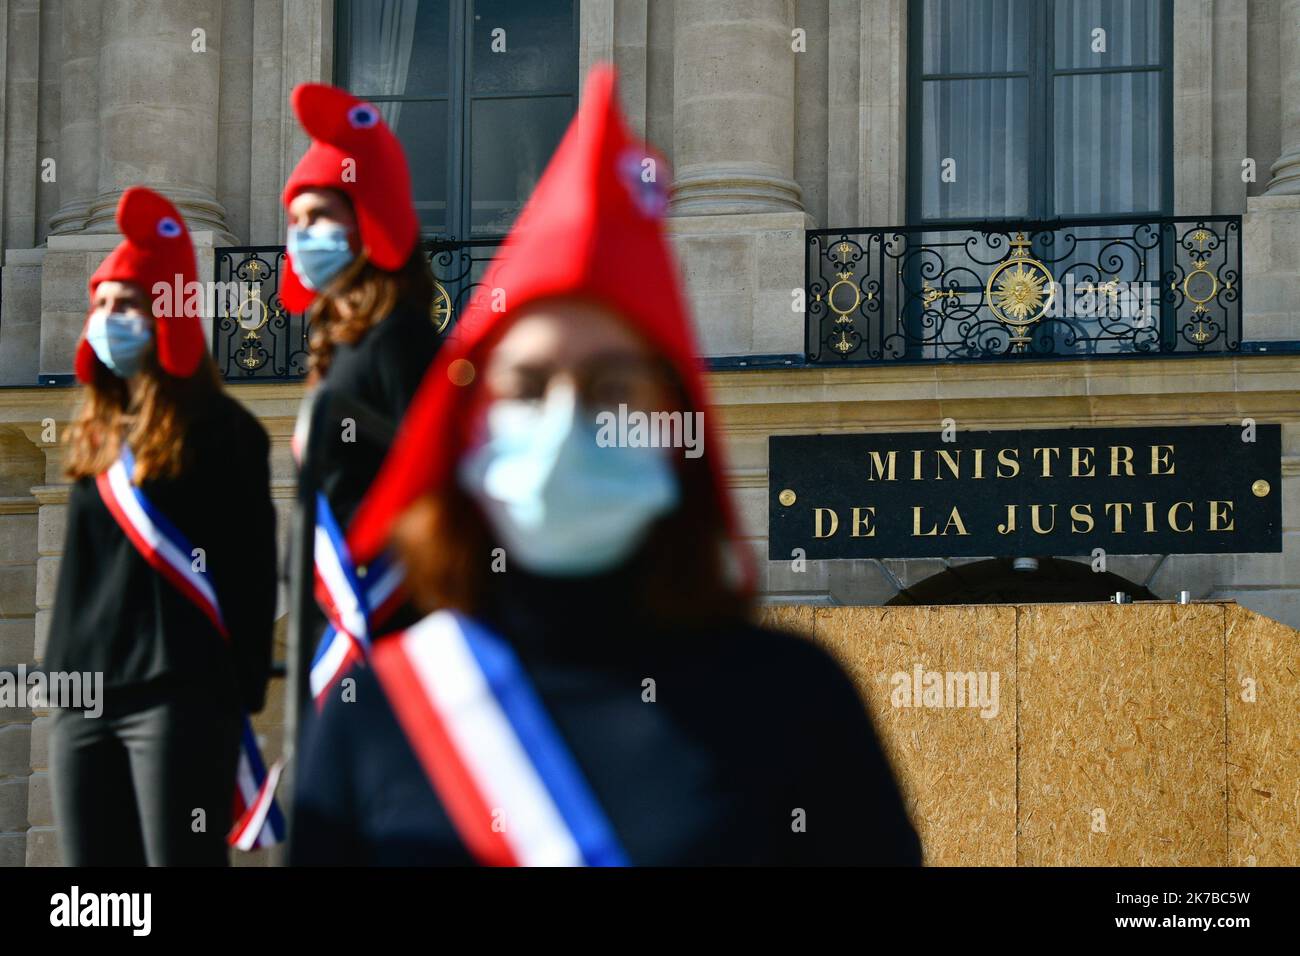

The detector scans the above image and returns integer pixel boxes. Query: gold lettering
[1104,502,1133,532]
[913,507,938,536]
[936,449,961,480]
[1151,444,1175,476]
[1144,501,1156,532]
[1070,503,1095,533]
[1209,500,1234,532]
[942,506,970,536]
[867,451,896,481]
[912,450,924,480]
[1030,503,1057,534]
[1110,445,1135,477]
[813,508,839,538]
[1032,447,1061,477]
[996,448,1020,478]
[1168,500,1193,533]
[1071,446,1096,478]
[997,504,1016,535]
[851,507,876,537]
[972,448,985,479]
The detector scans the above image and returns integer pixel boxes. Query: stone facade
[0,0,1298,866]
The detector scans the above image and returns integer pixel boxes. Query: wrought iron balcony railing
[212,237,502,379]
[806,216,1241,364]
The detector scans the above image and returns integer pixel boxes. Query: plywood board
[1226,603,1300,866]
[1017,603,1225,866]
[813,605,1017,866]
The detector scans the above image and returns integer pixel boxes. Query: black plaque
[768,425,1282,560]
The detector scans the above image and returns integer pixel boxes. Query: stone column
[1265,0,1300,194]
[670,0,803,214]
[24,476,62,867]
[0,425,46,867]
[85,0,230,235]
[272,0,333,243]
[1,0,42,249]
[1244,0,1300,341]
[47,0,103,236]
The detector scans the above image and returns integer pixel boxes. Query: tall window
[908,0,1172,224]
[336,0,578,239]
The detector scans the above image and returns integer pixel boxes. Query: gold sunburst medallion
[431,280,453,333]
[992,263,1049,321]
[984,232,1056,349]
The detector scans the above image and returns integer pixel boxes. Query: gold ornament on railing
[984,232,1056,352]
[431,280,453,333]
[818,240,862,351]
[1183,228,1221,343]
[224,282,271,371]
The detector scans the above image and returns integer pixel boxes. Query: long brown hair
[306,248,435,382]
[64,330,224,483]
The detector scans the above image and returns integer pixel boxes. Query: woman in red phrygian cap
[48,187,276,865]
[291,66,919,867]
[281,83,444,697]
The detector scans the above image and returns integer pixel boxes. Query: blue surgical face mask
[85,310,152,378]
[287,223,355,291]
[458,383,681,577]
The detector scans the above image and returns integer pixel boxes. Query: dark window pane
[470,95,572,235]
[921,77,1030,220]
[470,0,576,93]
[922,0,1028,75]
[1053,70,1162,215]
[375,99,450,234]
[1054,0,1163,70]
[344,0,450,97]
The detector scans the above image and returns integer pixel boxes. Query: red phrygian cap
[347,64,753,591]
[77,187,203,382]
[280,83,419,313]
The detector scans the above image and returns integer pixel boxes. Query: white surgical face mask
[287,222,355,290]
[85,310,152,378]
[458,383,680,577]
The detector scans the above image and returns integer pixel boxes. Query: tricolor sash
[96,448,286,851]
[308,491,407,703]
[292,401,406,703]
[371,610,629,867]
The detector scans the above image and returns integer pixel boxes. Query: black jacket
[310,301,443,531]
[291,568,923,866]
[45,392,276,714]
[302,301,443,642]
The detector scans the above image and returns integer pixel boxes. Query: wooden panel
[1226,604,1300,866]
[1017,603,1225,866]
[813,605,1017,866]
[758,601,1299,866]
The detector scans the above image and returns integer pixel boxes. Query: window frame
[333,0,580,241]
[905,0,1174,226]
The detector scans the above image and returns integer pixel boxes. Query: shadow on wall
[888,558,1157,605]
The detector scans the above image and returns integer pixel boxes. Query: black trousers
[49,684,241,866]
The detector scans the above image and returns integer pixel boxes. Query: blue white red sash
[371,610,629,867]
[308,492,405,702]
[96,448,286,851]
[292,404,406,704]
